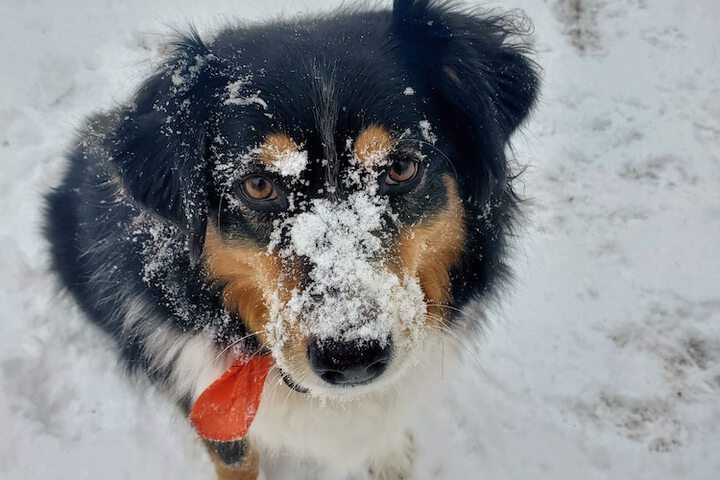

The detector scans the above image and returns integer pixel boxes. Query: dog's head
[109,0,538,398]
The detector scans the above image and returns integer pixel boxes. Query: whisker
[280,369,305,409]
[426,320,485,371]
[217,188,226,230]
[209,328,269,367]
[264,369,285,404]
[426,303,464,315]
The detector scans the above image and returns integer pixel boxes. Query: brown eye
[241,176,277,201]
[386,158,418,184]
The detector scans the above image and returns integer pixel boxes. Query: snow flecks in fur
[353,144,391,169]
[418,120,437,145]
[133,213,184,290]
[168,53,209,95]
[353,125,394,168]
[264,146,308,178]
[130,211,234,339]
[224,78,268,109]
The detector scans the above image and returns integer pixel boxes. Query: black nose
[308,338,393,386]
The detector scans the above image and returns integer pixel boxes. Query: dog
[45,1,538,478]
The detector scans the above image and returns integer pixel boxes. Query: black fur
[391,1,539,306]
[45,0,538,466]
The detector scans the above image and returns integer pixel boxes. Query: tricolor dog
[45,1,539,478]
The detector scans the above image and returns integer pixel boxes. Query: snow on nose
[267,184,426,368]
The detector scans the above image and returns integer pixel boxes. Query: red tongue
[189,355,273,442]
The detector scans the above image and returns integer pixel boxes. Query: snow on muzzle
[266,190,427,386]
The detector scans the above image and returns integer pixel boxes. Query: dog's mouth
[280,370,309,394]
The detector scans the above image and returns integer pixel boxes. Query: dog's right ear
[108,31,227,264]
[391,0,539,201]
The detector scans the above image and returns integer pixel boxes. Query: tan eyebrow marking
[354,125,395,166]
[258,133,308,177]
[259,133,298,166]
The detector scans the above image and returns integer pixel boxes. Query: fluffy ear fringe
[392,0,539,139]
[108,31,224,265]
[391,0,540,193]
[393,0,432,21]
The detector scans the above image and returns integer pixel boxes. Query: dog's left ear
[392,0,540,197]
[108,32,226,264]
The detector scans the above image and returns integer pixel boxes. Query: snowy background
[1,0,719,478]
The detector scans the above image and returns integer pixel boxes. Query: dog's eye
[385,158,418,185]
[241,176,278,201]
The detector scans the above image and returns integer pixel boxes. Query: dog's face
[204,106,466,396]
[109,1,538,398]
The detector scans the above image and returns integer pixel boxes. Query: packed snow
[1,0,719,479]
[269,190,425,349]
[264,147,309,178]
[265,145,427,385]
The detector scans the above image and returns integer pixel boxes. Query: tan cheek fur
[204,225,298,345]
[204,225,308,369]
[394,176,466,325]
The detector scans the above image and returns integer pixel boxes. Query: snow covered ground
[1,0,718,478]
